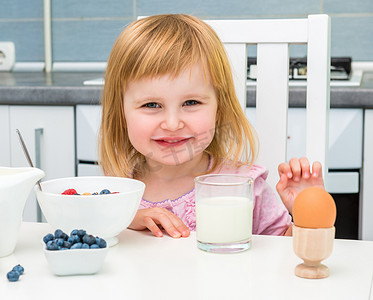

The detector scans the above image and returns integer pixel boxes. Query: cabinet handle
[35,128,44,222]
[35,128,43,170]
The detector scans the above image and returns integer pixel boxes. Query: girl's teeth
[162,139,184,142]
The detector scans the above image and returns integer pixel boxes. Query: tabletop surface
[1,222,373,300]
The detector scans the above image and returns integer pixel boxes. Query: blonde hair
[99,14,257,177]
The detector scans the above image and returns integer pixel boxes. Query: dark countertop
[1,71,373,108]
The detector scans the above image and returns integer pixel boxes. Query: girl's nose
[160,111,184,131]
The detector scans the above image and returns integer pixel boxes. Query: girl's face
[123,62,218,168]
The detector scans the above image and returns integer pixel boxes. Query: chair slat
[256,43,289,189]
[306,15,331,181]
[223,43,247,111]
[206,19,308,43]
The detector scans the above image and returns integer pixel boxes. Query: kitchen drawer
[76,105,102,162]
[77,163,104,176]
[0,105,10,166]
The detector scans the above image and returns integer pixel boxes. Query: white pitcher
[0,166,45,257]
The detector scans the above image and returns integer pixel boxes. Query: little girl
[99,14,324,238]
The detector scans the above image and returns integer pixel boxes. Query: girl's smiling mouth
[152,136,193,147]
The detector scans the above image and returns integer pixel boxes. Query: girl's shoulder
[214,159,268,181]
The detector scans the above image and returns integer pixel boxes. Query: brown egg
[292,187,336,229]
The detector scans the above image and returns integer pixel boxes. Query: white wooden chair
[205,15,331,190]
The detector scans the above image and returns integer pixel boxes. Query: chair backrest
[205,15,331,190]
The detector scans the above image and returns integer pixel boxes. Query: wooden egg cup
[293,225,335,279]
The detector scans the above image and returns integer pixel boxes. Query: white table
[1,222,373,300]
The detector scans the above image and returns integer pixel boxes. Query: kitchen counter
[1,71,373,107]
[0,72,103,106]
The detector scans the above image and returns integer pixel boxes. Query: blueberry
[56,238,65,247]
[43,233,54,244]
[70,229,78,236]
[92,192,98,195]
[63,241,72,249]
[70,242,83,249]
[54,229,68,240]
[7,270,20,282]
[77,229,86,238]
[68,234,80,244]
[61,233,68,240]
[12,264,24,275]
[95,237,107,248]
[59,247,68,250]
[100,189,111,194]
[54,229,63,238]
[82,243,90,249]
[82,234,96,245]
[46,241,59,250]
[90,244,100,249]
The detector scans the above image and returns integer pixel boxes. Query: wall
[0,0,372,63]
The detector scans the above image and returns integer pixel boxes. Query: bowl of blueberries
[35,176,145,246]
[43,229,108,276]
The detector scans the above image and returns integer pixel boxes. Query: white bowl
[43,245,109,276]
[36,176,145,246]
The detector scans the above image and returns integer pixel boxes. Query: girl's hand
[128,207,190,238]
[276,157,325,215]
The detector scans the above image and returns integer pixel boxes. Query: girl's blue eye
[184,100,199,106]
[143,102,160,108]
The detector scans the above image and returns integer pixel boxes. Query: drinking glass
[194,174,254,253]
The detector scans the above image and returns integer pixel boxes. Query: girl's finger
[156,213,182,238]
[289,158,301,181]
[153,208,189,237]
[170,217,190,237]
[311,161,323,178]
[143,216,163,237]
[299,157,311,179]
[276,173,288,194]
[278,162,292,178]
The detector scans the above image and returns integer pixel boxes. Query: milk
[196,196,253,244]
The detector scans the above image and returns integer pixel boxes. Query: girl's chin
[144,152,203,168]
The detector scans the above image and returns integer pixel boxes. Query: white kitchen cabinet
[0,105,11,167]
[362,109,373,241]
[246,107,363,170]
[8,105,75,222]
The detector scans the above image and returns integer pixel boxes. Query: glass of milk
[194,174,253,253]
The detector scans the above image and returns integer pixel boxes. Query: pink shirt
[138,161,291,236]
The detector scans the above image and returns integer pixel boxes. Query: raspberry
[62,189,77,195]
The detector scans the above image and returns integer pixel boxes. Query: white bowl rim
[36,176,145,197]
[43,246,108,253]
